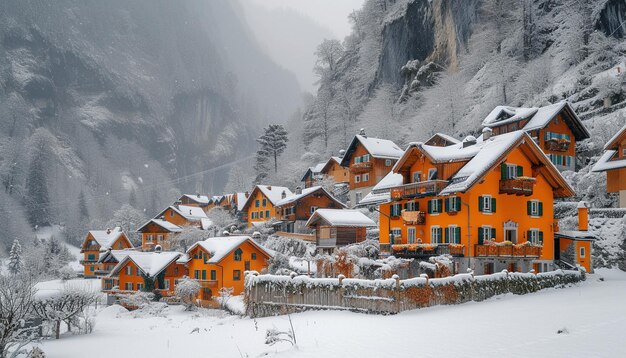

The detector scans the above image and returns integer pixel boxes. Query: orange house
[340,131,404,207]
[275,186,346,233]
[378,131,575,275]
[554,202,597,273]
[306,209,376,252]
[592,123,626,207]
[137,219,183,251]
[156,205,208,227]
[319,156,350,185]
[482,101,590,171]
[178,194,210,212]
[425,133,460,147]
[185,236,272,301]
[103,251,187,297]
[241,185,294,227]
[80,227,133,277]
[301,162,326,188]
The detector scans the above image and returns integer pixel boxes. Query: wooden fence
[244,269,584,317]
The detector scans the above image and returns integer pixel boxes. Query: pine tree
[253,148,270,185]
[7,239,23,275]
[78,190,89,223]
[129,188,137,208]
[256,124,288,174]
[25,145,51,227]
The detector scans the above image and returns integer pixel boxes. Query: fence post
[338,274,345,310]
[393,274,400,314]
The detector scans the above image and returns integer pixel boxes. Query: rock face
[596,0,626,38]
[378,0,478,88]
[0,0,300,192]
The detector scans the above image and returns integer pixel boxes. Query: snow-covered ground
[38,269,626,357]
[34,278,103,300]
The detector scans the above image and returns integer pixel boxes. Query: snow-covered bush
[174,277,200,311]
[0,274,38,357]
[58,266,77,281]
[31,286,98,339]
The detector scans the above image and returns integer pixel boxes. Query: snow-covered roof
[98,249,136,264]
[425,133,460,146]
[187,236,271,263]
[604,123,626,150]
[555,231,598,241]
[173,205,208,220]
[242,185,294,210]
[341,134,404,165]
[591,150,626,172]
[300,162,326,181]
[482,101,590,140]
[201,218,213,230]
[358,191,391,206]
[306,209,376,228]
[372,171,404,192]
[235,192,248,211]
[87,227,128,250]
[110,251,184,278]
[181,194,210,205]
[275,186,346,208]
[137,219,183,233]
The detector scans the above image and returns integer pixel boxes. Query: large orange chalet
[241,185,294,227]
[340,130,404,207]
[482,101,590,171]
[275,186,346,233]
[80,227,133,277]
[185,236,272,302]
[592,123,626,207]
[379,130,575,275]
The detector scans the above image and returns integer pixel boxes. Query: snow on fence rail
[244,269,584,317]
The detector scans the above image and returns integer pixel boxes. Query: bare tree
[174,276,200,311]
[0,275,38,358]
[314,39,344,79]
[31,287,98,339]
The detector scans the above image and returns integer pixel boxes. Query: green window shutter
[445,198,449,212]
[455,227,461,243]
[438,228,443,240]
[501,163,508,180]
[427,200,432,214]
[403,202,408,211]
[202,270,206,280]
[539,231,544,243]
[527,201,532,215]
[517,165,523,177]
[491,198,497,213]
[455,197,461,211]
[478,227,484,245]
[416,202,420,211]
[491,228,496,240]
[437,199,443,212]
[527,230,531,242]
[538,202,543,216]
[445,227,449,243]
[478,196,484,212]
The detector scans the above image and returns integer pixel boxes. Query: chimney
[106,228,111,234]
[267,185,272,190]
[339,149,346,158]
[577,201,589,231]
[196,193,201,198]
[295,186,302,195]
[462,135,477,148]
[160,216,165,220]
[482,127,493,141]
[359,128,366,137]
[281,190,287,199]
[245,191,249,198]
[189,209,192,215]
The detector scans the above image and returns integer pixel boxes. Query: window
[412,172,421,183]
[431,226,443,244]
[262,199,267,207]
[194,270,200,279]
[362,173,369,182]
[391,228,402,242]
[478,226,495,244]
[233,270,241,281]
[310,206,318,214]
[170,210,174,217]
[201,270,206,280]
[579,246,586,258]
[408,228,416,244]
[125,283,133,291]
[210,270,216,280]
[446,196,461,213]
[354,175,361,183]
[622,148,626,157]
[136,283,144,291]
[147,235,153,242]
[234,248,243,261]
[446,226,461,244]
[528,229,541,244]
[265,210,270,218]
[157,234,163,242]
[428,199,442,214]
[479,195,495,213]
[125,266,132,276]
[386,159,392,166]
[502,163,522,179]
[355,192,362,204]
[363,154,370,162]
[528,200,543,217]
[87,254,96,261]
[404,201,418,212]
[90,266,94,272]
[260,211,264,218]
[507,164,518,179]
[251,253,257,260]
[163,280,170,290]
[255,200,260,208]
[428,168,438,180]
[390,203,402,217]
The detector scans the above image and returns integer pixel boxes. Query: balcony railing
[390,180,448,200]
[198,280,219,288]
[401,211,425,225]
[81,245,100,252]
[499,177,535,196]
[545,139,570,152]
[317,238,337,247]
[475,244,542,258]
[350,162,373,174]
[391,243,465,257]
[79,259,98,264]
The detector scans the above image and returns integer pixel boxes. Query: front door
[484,262,494,275]
[408,228,416,244]
[505,229,517,243]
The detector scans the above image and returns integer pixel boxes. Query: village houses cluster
[80,100,626,305]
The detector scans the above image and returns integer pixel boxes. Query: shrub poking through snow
[175,277,200,311]
[218,287,234,311]
[265,314,297,346]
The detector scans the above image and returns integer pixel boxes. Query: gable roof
[357,171,404,206]
[241,185,294,211]
[425,133,460,146]
[97,249,136,264]
[482,101,590,141]
[305,209,376,228]
[591,150,626,172]
[275,186,347,208]
[604,123,626,150]
[235,192,248,211]
[300,162,326,182]
[156,205,208,222]
[180,194,210,205]
[186,236,271,264]
[86,227,130,250]
[340,134,404,166]
[109,251,184,278]
[137,219,183,233]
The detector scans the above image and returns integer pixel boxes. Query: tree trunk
[56,320,61,339]
[274,151,278,173]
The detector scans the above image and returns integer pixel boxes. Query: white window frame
[579,246,586,258]
[428,168,437,180]
[431,226,442,244]
[146,234,153,242]
[391,228,402,242]
[125,283,133,291]
[482,195,492,213]
[126,266,132,276]
[310,206,318,214]
[354,175,361,183]
[481,225,492,241]
[136,283,144,291]
[408,227,416,244]
[362,173,369,182]
[507,164,517,179]
[431,199,441,214]
[385,159,392,166]
[363,154,370,162]
[406,201,417,212]
[355,192,362,204]
[622,148,626,157]
[157,234,163,242]
[163,279,170,290]
[529,229,540,244]
[412,171,421,183]
[530,200,540,217]
[449,196,459,212]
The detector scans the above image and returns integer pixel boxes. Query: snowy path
[41,269,626,358]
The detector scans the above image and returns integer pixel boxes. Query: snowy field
[39,269,626,358]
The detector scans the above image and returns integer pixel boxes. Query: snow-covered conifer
[7,239,23,275]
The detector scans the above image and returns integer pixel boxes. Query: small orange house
[554,201,597,273]
[275,186,346,233]
[319,156,350,185]
[301,162,326,188]
[103,251,187,297]
[482,101,590,171]
[305,209,376,252]
[241,185,294,227]
[178,194,210,211]
[137,219,183,251]
[185,236,272,301]
[378,130,575,275]
[340,131,404,207]
[80,227,133,278]
[156,205,208,227]
[592,123,626,207]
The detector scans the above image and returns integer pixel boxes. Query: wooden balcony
[401,211,425,225]
[80,245,100,253]
[475,244,542,258]
[545,138,570,152]
[390,180,448,200]
[198,280,219,289]
[499,177,535,196]
[79,259,98,264]
[350,162,373,174]
[391,244,465,258]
